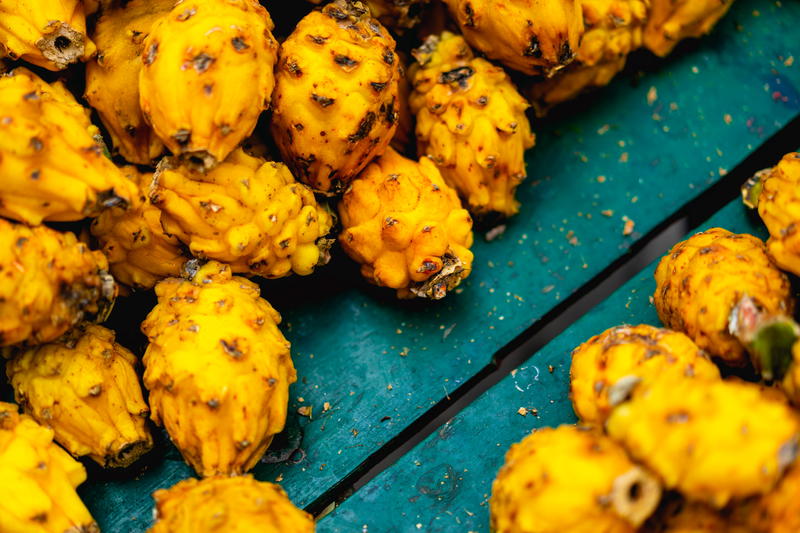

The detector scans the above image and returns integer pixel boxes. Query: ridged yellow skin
[92,166,187,290]
[570,324,720,425]
[271,0,400,194]
[442,0,583,76]
[151,149,334,279]
[0,68,137,225]
[0,402,97,533]
[391,52,414,154]
[7,325,153,468]
[339,148,474,299]
[607,376,800,507]
[644,0,733,57]
[0,0,96,70]
[142,262,296,477]
[149,476,315,533]
[653,228,793,365]
[410,32,535,217]
[529,0,648,113]
[85,0,172,165]
[0,219,116,348]
[754,153,800,277]
[139,0,278,168]
[735,461,800,533]
[490,425,661,533]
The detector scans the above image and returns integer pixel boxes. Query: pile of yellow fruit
[491,153,800,533]
[0,0,739,530]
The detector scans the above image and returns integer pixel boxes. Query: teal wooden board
[320,198,769,532]
[76,1,800,530]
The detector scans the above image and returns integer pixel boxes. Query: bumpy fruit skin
[92,166,187,290]
[142,261,297,477]
[149,475,315,533]
[490,425,661,533]
[570,324,719,425]
[150,149,334,279]
[139,0,278,168]
[271,0,400,194]
[644,0,733,57]
[0,402,98,533]
[753,153,800,277]
[391,52,414,154]
[0,68,137,225]
[0,0,96,70]
[654,228,793,365]
[529,0,648,114]
[735,461,800,533]
[607,375,800,507]
[410,32,535,217]
[442,0,583,76]
[0,219,116,348]
[85,0,172,165]
[7,325,153,468]
[339,148,474,299]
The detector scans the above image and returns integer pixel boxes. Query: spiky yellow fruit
[410,32,535,217]
[150,149,334,279]
[142,261,296,477]
[570,324,720,425]
[7,325,153,468]
[0,0,96,70]
[441,0,583,76]
[85,0,172,165]
[748,153,800,277]
[0,402,97,533]
[0,67,137,225]
[139,0,278,168]
[734,461,800,533]
[339,147,474,299]
[528,0,649,114]
[149,475,315,533]
[491,425,662,533]
[607,375,800,507]
[654,228,793,366]
[271,0,400,194]
[391,52,414,154]
[91,166,187,290]
[644,0,733,57]
[0,219,116,348]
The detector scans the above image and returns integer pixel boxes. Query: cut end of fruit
[36,23,87,70]
[179,150,218,173]
[741,168,770,209]
[610,466,662,527]
[409,252,466,300]
[103,438,153,468]
[608,375,642,407]
[730,295,800,381]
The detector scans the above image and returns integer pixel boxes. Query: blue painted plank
[77,1,800,529]
[320,198,769,533]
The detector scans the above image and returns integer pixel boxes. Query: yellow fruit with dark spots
[644,0,733,57]
[150,149,334,279]
[607,375,800,507]
[733,460,800,533]
[149,475,315,533]
[92,166,188,290]
[0,402,98,533]
[7,325,153,469]
[654,228,793,366]
[0,218,116,348]
[271,0,401,194]
[410,32,535,218]
[85,0,172,165]
[142,261,296,477]
[490,425,662,533]
[0,0,96,70]
[0,67,137,225]
[529,0,649,114]
[570,324,720,425]
[139,0,278,169]
[339,147,474,299]
[441,0,584,76]
[642,499,749,533]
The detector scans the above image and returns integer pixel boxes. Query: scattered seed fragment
[601,209,614,217]
[622,216,635,236]
[647,86,657,105]
[542,285,555,294]
[485,224,507,242]
[597,175,606,183]
[517,407,527,416]
[724,113,733,124]
[323,402,331,412]
[298,406,312,417]
[785,56,794,67]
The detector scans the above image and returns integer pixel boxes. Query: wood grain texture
[75,1,800,530]
[320,198,770,532]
